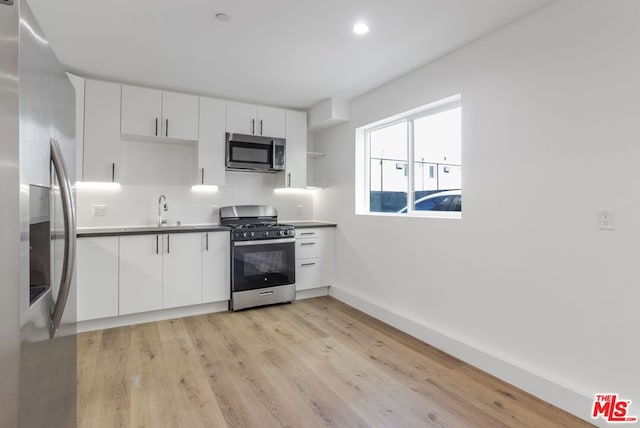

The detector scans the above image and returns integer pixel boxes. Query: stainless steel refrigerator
[0,0,77,426]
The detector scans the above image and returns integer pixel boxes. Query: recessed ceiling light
[352,22,369,35]
[215,13,230,22]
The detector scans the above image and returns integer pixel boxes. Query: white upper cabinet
[121,85,162,138]
[121,85,198,141]
[162,91,199,141]
[67,73,85,181]
[256,106,286,138]
[276,110,308,188]
[198,97,226,186]
[83,79,122,182]
[226,101,257,135]
[226,101,286,138]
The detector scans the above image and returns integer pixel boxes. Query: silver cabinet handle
[201,167,205,185]
[167,234,170,254]
[251,118,255,135]
[155,118,158,136]
[260,119,263,135]
[156,235,159,254]
[205,232,209,251]
[287,172,291,187]
[111,163,115,182]
[300,242,316,246]
[49,138,76,338]
[300,232,315,236]
[301,262,316,267]
[165,118,169,137]
[259,291,274,296]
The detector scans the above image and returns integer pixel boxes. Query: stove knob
[264,231,269,237]
[249,232,255,238]
[242,232,248,238]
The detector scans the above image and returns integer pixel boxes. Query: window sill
[356,211,461,220]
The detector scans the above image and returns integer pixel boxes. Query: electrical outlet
[297,204,303,215]
[598,209,614,230]
[92,205,107,217]
[211,205,218,215]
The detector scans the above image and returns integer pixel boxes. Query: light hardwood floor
[77,296,593,427]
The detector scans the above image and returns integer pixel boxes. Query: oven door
[232,238,295,292]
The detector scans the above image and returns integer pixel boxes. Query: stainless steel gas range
[220,205,296,311]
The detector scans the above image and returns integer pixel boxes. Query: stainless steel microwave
[225,132,286,173]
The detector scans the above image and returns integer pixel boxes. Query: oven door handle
[233,237,295,246]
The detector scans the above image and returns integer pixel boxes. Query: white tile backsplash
[77,176,314,227]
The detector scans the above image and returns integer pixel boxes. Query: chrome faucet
[158,194,168,227]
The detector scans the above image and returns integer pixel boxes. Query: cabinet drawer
[295,229,320,238]
[296,258,323,291]
[296,238,322,259]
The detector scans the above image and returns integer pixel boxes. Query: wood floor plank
[77,296,593,428]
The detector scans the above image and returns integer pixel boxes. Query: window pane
[369,121,407,213]
[413,107,461,212]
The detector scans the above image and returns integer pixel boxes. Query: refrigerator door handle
[49,138,76,338]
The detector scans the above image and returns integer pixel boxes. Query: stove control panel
[232,227,295,241]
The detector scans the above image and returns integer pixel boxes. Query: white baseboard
[328,286,597,426]
[77,301,229,333]
[296,286,330,300]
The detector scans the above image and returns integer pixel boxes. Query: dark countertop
[77,221,337,238]
[77,224,231,238]
[283,221,337,229]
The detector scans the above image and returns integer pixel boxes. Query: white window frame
[357,94,461,219]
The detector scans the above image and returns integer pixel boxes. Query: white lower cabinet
[296,258,324,291]
[77,237,119,321]
[162,233,202,309]
[295,228,335,291]
[95,231,230,319]
[119,234,163,316]
[202,232,230,303]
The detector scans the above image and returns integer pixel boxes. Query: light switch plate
[92,204,107,217]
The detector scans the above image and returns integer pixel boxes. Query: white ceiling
[28,0,555,109]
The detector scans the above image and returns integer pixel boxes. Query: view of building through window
[367,103,461,214]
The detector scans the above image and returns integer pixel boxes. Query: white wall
[77,141,313,227]
[313,0,640,423]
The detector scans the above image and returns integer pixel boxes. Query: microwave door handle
[50,138,76,338]
[272,140,278,169]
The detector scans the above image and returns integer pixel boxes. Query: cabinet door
[256,106,286,138]
[77,237,119,321]
[198,97,226,186]
[283,110,308,188]
[162,91,199,141]
[202,232,230,303]
[121,85,162,138]
[83,80,121,182]
[67,73,85,181]
[296,258,323,291]
[226,101,257,135]
[162,233,202,309]
[119,235,163,315]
